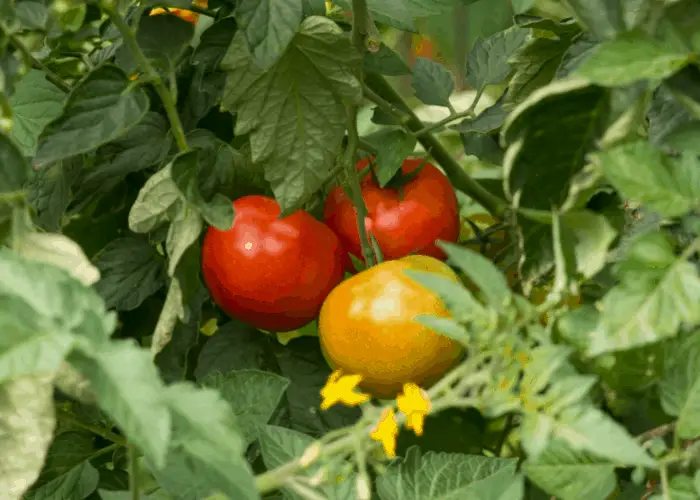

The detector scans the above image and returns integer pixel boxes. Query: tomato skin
[201,195,346,332]
[318,254,464,399]
[323,158,460,271]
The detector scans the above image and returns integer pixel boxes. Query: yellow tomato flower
[396,383,431,436]
[370,408,399,458]
[320,370,370,410]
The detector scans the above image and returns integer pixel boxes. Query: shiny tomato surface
[323,157,460,271]
[202,195,345,332]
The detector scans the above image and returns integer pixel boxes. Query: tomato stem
[363,73,509,219]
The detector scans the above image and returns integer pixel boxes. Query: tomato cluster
[200,156,578,398]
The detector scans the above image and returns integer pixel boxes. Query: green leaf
[69,340,171,468]
[35,65,149,165]
[165,203,204,276]
[501,78,609,210]
[33,431,95,487]
[648,85,695,148]
[364,43,411,76]
[221,17,361,214]
[171,150,234,230]
[259,425,357,500]
[452,95,508,134]
[512,0,534,15]
[8,69,66,157]
[0,249,115,346]
[376,447,520,500]
[466,25,529,90]
[26,157,81,232]
[587,231,700,355]
[200,369,290,446]
[236,0,303,71]
[404,269,488,326]
[93,237,166,311]
[524,439,616,500]
[335,0,460,31]
[0,133,29,194]
[574,35,689,86]
[374,130,417,187]
[72,112,172,208]
[565,0,625,41]
[594,141,700,217]
[556,33,598,78]
[562,211,617,279]
[461,132,504,166]
[661,333,700,439]
[411,57,454,108]
[194,321,270,380]
[0,375,56,500]
[163,382,258,500]
[438,242,512,308]
[128,165,181,234]
[136,15,194,71]
[506,36,571,104]
[25,461,99,500]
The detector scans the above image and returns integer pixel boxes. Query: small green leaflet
[411,57,454,108]
[236,0,303,71]
[466,25,529,90]
[364,43,411,76]
[374,130,417,187]
[661,334,700,439]
[565,0,625,41]
[0,134,29,194]
[221,17,361,215]
[136,14,194,71]
[24,461,99,500]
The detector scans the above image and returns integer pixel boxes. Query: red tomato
[201,195,346,332]
[323,157,459,270]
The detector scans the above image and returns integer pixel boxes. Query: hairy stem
[363,73,508,218]
[106,8,189,152]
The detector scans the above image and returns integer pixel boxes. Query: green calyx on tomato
[201,195,345,333]
[323,157,460,272]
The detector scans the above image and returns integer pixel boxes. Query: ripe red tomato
[201,195,346,332]
[323,157,459,270]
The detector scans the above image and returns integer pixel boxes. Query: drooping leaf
[411,57,454,108]
[593,141,700,217]
[8,69,66,157]
[93,236,166,312]
[68,340,171,469]
[501,78,609,210]
[200,369,290,446]
[235,0,303,71]
[0,375,56,500]
[35,65,149,165]
[221,17,361,214]
[374,130,417,187]
[506,36,572,104]
[165,202,204,276]
[574,35,690,86]
[128,165,182,234]
[466,25,529,90]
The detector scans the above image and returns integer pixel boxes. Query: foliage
[1,0,700,499]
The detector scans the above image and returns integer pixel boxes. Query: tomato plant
[2,0,700,499]
[201,195,345,332]
[324,157,460,270]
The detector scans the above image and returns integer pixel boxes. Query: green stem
[363,73,508,218]
[106,8,188,152]
[411,108,475,137]
[660,461,670,500]
[362,82,410,123]
[7,33,71,93]
[56,408,128,446]
[129,444,140,500]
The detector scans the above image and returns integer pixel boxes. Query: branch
[106,7,189,152]
[363,73,508,218]
[56,408,127,446]
[6,32,71,93]
[410,86,485,137]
